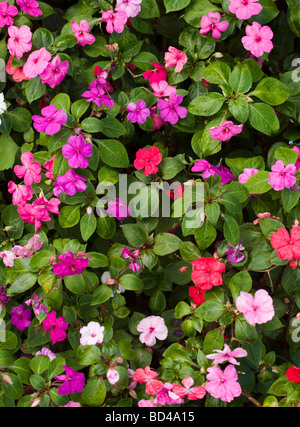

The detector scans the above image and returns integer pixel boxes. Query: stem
[241,392,262,407]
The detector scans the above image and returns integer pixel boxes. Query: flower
[191,258,226,290]
[151,80,176,98]
[172,377,206,401]
[7,25,32,59]
[44,155,56,180]
[286,366,300,384]
[206,344,248,365]
[292,146,300,170]
[23,47,51,79]
[121,247,141,272]
[52,251,89,278]
[133,366,164,395]
[134,146,162,177]
[32,105,68,135]
[242,22,273,57]
[102,9,128,34]
[143,62,167,85]
[25,293,48,317]
[18,202,58,232]
[164,46,188,73]
[200,13,229,39]
[72,20,95,46]
[115,0,142,18]
[13,152,42,185]
[126,100,151,124]
[61,401,82,407]
[0,93,7,123]
[270,224,300,260]
[55,365,85,395]
[138,399,157,407]
[11,305,32,331]
[0,250,16,267]
[40,55,69,89]
[205,365,242,402]
[137,315,168,347]
[42,311,69,345]
[228,0,263,20]
[191,159,219,178]
[209,121,243,142]
[106,198,131,221]
[238,167,260,184]
[79,321,105,346]
[107,368,120,385]
[225,241,245,263]
[236,289,275,326]
[35,347,56,361]
[154,382,184,406]
[0,1,18,27]
[0,287,11,307]
[62,135,92,169]
[253,212,281,225]
[189,286,206,306]
[6,55,29,83]
[268,160,297,191]
[157,93,187,125]
[53,170,87,197]
[16,0,43,17]
[82,86,114,108]
[215,163,235,184]
[8,182,33,206]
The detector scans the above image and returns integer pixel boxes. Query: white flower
[0,93,7,124]
[79,321,105,346]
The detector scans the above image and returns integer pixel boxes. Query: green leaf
[195,220,216,250]
[96,139,129,168]
[71,99,90,119]
[82,377,106,407]
[235,315,257,343]
[121,224,148,247]
[80,213,97,242]
[184,0,222,26]
[119,274,144,291]
[223,214,240,246]
[2,374,23,400]
[7,273,37,296]
[91,285,112,305]
[229,63,253,94]
[25,77,46,103]
[139,0,160,18]
[0,135,18,171]
[164,0,191,12]
[249,103,280,136]
[32,28,54,49]
[229,271,252,301]
[202,61,232,94]
[64,274,86,295]
[286,0,300,36]
[51,93,70,113]
[149,289,166,314]
[275,147,298,165]
[8,108,32,132]
[153,233,182,256]
[174,301,192,318]
[159,156,186,180]
[188,92,225,116]
[195,300,227,322]
[250,78,290,105]
[228,97,249,123]
[30,356,50,376]
[244,171,271,194]
[59,206,80,229]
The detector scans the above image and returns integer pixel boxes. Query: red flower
[286,366,300,384]
[189,286,206,306]
[134,146,162,177]
[191,257,226,290]
[143,62,167,84]
[6,55,29,83]
[270,225,300,260]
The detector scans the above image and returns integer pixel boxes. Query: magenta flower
[72,20,95,46]
[225,241,245,263]
[209,121,243,142]
[23,47,51,79]
[115,0,142,18]
[7,25,32,59]
[157,93,187,125]
[0,1,18,27]
[17,0,42,17]
[206,344,248,365]
[18,196,60,231]
[151,81,176,98]
[32,105,68,135]
[268,160,297,191]
[236,289,275,326]
[42,311,69,345]
[191,159,219,178]
[0,286,11,307]
[106,198,131,221]
[238,167,260,184]
[62,135,92,169]
[122,247,141,272]
[127,100,151,124]
[215,163,235,184]
[292,146,300,170]
[11,305,32,331]
[8,181,33,206]
[165,46,188,73]
[242,22,273,57]
[137,315,168,347]
[228,0,262,20]
[53,169,87,197]
[55,365,85,395]
[52,251,89,278]
[40,55,69,89]
[14,152,42,186]
[206,365,242,402]
[200,13,229,39]
[102,9,128,34]
[82,86,114,108]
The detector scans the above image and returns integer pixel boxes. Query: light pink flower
[137,315,168,347]
[72,20,96,46]
[17,0,42,17]
[206,365,242,403]
[200,13,229,39]
[236,289,275,326]
[23,47,51,79]
[151,80,176,98]
[115,0,142,18]
[268,160,297,191]
[8,181,33,206]
[228,0,263,20]
[32,105,68,135]
[138,399,157,407]
[35,347,56,362]
[14,152,42,185]
[0,250,16,267]
[242,22,273,57]
[0,1,18,28]
[102,9,128,34]
[13,234,42,258]
[107,368,120,385]
[40,55,69,89]
[154,382,184,406]
[7,25,32,59]
[79,321,104,346]
[206,344,248,365]
[209,121,243,142]
[238,167,260,184]
[164,46,188,73]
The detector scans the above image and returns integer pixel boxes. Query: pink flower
[228,0,263,20]
[35,347,56,361]
[154,382,184,406]
[143,62,167,85]
[268,160,297,191]
[82,86,114,108]
[53,170,87,197]
[44,155,56,180]
[17,0,42,17]
[209,121,243,142]
[242,22,273,57]
[157,93,187,125]
[72,20,95,46]
[13,234,42,258]
[253,212,280,225]
[151,80,176,98]
[61,401,82,407]
[23,47,51,79]
[8,181,33,206]
[80,321,105,346]
[102,9,128,34]
[292,146,300,170]
[40,55,69,89]
[7,25,32,59]
[25,293,48,317]
[238,167,260,184]
[115,0,142,18]
[236,289,275,326]
[106,198,131,221]
[127,99,150,124]
[32,105,68,135]
[191,159,219,178]
[62,135,92,169]
[149,106,165,131]
[0,1,18,27]
[0,250,16,267]
[18,196,60,231]
[165,46,188,73]
[43,311,69,345]
[134,146,163,177]
[133,366,164,395]
[172,377,206,401]
[107,368,120,385]
[137,315,168,347]
[121,247,141,272]
[14,152,42,185]
[206,344,248,365]
[200,13,229,39]
[52,251,89,278]
[138,399,157,407]
[55,365,85,395]
[11,305,32,331]
[206,365,242,403]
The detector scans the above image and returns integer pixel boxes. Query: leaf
[275,147,298,165]
[188,92,226,116]
[229,271,252,301]
[0,135,18,171]
[244,171,271,194]
[25,77,46,103]
[228,97,249,123]
[195,300,227,321]
[153,233,182,256]
[164,0,191,12]
[223,214,240,246]
[194,220,216,250]
[7,273,37,296]
[249,103,280,135]
[51,93,70,113]
[80,213,97,242]
[82,377,106,407]
[121,224,148,247]
[250,78,290,105]
[139,0,160,18]
[184,0,222,26]
[96,139,129,168]
[58,206,80,229]
[119,274,144,291]
[8,108,32,132]
[229,63,253,94]
[32,28,54,49]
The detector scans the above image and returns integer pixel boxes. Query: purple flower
[127,100,151,124]
[62,135,93,169]
[157,93,187,125]
[0,286,10,307]
[52,251,89,278]
[53,170,87,197]
[32,105,68,136]
[82,86,114,108]
[106,198,130,221]
[215,163,235,184]
[11,305,32,331]
[122,247,141,272]
[191,159,219,178]
[55,365,85,395]
[225,241,245,263]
